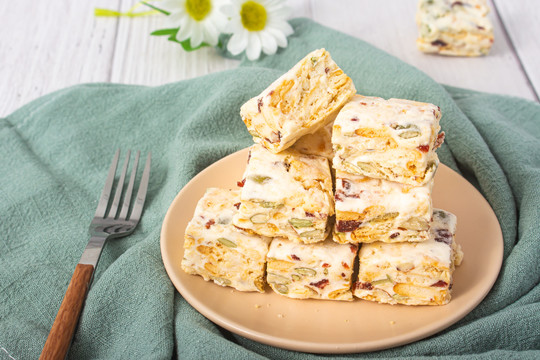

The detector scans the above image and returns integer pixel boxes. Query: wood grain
[0,0,538,117]
[40,264,95,360]
[0,0,120,116]
[309,0,537,101]
[493,0,540,100]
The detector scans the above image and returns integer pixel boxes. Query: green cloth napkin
[1,18,539,359]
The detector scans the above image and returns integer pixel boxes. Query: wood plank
[110,0,239,85]
[309,0,537,101]
[493,0,540,101]
[0,0,120,117]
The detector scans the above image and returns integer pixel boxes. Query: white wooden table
[1,0,538,117]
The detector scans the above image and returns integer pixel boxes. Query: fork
[40,149,151,360]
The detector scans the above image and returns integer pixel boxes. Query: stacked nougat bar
[332,95,463,305]
[416,0,494,56]
[183,49,358,300]
[182,48,463,305]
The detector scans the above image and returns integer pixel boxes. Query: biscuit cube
[233,145,334,244]
[241,48,356,153]
[354,209,464,305]
[266,237,358,301]
[334,171,433,244]
[182,188,272,292]
[416,0,494,56]
[332,95,444,186]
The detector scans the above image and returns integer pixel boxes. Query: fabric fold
[0,18,538,359]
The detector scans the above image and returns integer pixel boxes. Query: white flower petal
[246,32,262,60]
[176,20,193,41]
[190,22,204,47]
[260,31,277,55]
[266,27,288,47]
[203,22,220,46]
[227,30,249,55]
[222,0,292,59]
[268,20,294,36]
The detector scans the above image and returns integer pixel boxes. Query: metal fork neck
[79,236,107,267]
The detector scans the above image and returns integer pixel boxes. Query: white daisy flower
[222,0,294,60]
[160,0,228,48]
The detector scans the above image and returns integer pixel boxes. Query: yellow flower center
[185,0,212,21]
[240,1,267,31]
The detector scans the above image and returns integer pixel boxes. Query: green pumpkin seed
[288,218,314,228]
[398,130,421,139]
[356,162,377,173]
[434,210,447,219]
[291,274,302,281]
[294,267,317,277]
[427,161,437,172]
[392,294,409,301]
[372,274,394,286]
[299,229,324,239]
[260,201,283,209]
[391,124,420,131]
[267,272,290,285]
[217,237,237,248]
[250,175,271,184]
[275,284,289,294]
[400,217,429,231]
[250,213,269,224]
[370,212,399,223]
[310,57,318,65]
[323,268,329,276]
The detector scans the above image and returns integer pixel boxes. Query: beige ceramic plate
[161,148,503,354]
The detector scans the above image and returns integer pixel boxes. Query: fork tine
[94,149,120,218]
[119,151,140,220]
[107,150,131,219]
[129,152,151,222]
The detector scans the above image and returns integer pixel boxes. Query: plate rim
[160,148,504,354]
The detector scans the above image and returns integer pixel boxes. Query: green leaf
[150,28,179,36]
[169,36,210,51]
[141,1,170,15]
[150,27,211,52]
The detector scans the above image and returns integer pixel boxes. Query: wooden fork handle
[40,264,94,360]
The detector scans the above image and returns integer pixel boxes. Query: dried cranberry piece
[390,232,400,239]
[431,280,448,287]
[257,98,263,112]
[341,179,351,190]
[356,282,373,290]
[434,229,452,245]
[305,211,316,218]
[341,262,350,269]
[417,144,430,153]
[291,254,301,261]
[336,220,362,232]
[310,279,329,289]
[434,132,445,149]
[233,202,241,210]
[237,179,246,187]
[205,219,215,229]
[431,40,448,47]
